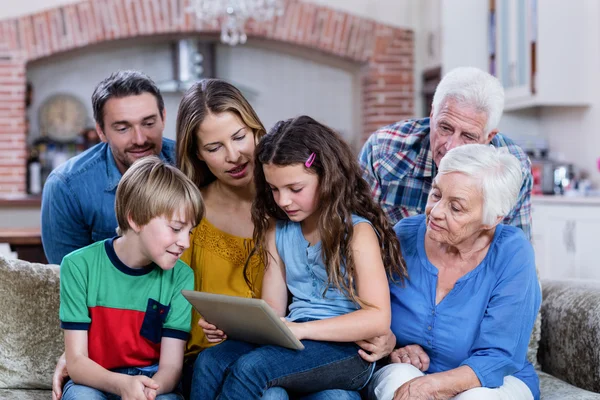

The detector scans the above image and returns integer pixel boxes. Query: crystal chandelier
[189,0,285,46]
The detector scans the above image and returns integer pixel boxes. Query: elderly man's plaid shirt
[359,118,532,240]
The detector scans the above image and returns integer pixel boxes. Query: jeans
[190,339,373,400]
[62,364,183,400]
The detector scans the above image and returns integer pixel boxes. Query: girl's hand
[390,344,430,372]
[356,330,396,362]
[281,318,305,341]
[393,376,439,400]
[198,317,227,342]
[119,375,159,400]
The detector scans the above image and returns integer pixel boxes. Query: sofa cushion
[539,371,600,400]
[0,255,62,389]
[0,389,50,400]
[539,279,600,393]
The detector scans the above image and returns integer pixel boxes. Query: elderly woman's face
[425,172,488,245]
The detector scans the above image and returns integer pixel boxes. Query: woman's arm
[286,222,391,342]
[260,221,288,317]
[65,330,158,397]
[145,337,185,396]
[393,366,480,400]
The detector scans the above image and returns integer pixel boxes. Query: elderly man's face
[425,172,491,247]
[429,98,496,167]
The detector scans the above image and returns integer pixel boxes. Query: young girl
[192,116,407,400]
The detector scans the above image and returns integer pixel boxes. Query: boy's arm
[64,330,158,397]
[147,337,186,395]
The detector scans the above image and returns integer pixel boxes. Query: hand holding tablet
[181,290,305,350]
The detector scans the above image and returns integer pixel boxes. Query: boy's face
[137,208,194,270]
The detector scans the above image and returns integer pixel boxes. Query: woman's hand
[198,318,227,342]
[356,330,396,362]
[393,376,440,400]
[390,344,430,372]
[52,352,69,400]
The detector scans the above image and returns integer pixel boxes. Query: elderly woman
[369,143,541,400]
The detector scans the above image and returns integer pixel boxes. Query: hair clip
[305,152,316,168]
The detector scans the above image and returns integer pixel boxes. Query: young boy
[59,156,204,400]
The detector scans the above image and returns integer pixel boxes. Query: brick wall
[0,0,414,195]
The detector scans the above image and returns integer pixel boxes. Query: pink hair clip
[305,152,316,168]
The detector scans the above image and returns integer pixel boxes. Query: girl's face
[196,111,256,188]
[263,163,320,223]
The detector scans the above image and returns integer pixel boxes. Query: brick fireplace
[0,0,414,194]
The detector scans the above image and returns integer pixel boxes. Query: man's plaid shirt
[359,117,532,240]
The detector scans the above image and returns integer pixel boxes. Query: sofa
[0,255,598,400]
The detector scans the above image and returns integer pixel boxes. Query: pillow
[0,255,63,389]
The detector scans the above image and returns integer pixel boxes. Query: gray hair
[438,144,523,225]
[432,67,504,135]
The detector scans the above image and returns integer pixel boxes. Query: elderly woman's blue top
[390,214,541,400]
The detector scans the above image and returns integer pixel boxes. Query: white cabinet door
[532,201,600,281]
[574,217,600,280]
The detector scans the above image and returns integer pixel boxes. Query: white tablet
[181,290,305,350]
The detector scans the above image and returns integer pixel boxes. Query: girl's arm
[64,330,158,397]
[286,222,391,342]
[260,221,288,317]
[145,337,185,396]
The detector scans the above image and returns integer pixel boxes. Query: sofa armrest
[539,279,600,393]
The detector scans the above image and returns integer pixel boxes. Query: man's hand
[393,376,440,400]
[52,352,69,400]
[119,375,159,400]
[198,318,227,343]
[390,344,430,372]
[356,330,396,362]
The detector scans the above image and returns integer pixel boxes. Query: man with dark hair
[41,70,175,265]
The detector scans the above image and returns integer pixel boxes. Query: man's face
[96,93,165,174]
[429,98,496,167]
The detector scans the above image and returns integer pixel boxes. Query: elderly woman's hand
[390,344,430,372]
[393,376,440,400]
[356,330,396,362]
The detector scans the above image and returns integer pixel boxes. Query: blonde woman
[176,79,360,400]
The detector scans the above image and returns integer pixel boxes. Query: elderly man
[359,66,532,239]
[41,70,175,265]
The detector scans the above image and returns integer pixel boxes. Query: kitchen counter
[532,194,600,206]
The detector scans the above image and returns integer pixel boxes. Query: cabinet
[489,0,592,111]
[531,198,600,281]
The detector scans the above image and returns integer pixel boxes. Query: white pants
[368,363,534,400]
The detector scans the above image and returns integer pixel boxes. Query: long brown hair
[176,79,267,188]
[249,116,407,305]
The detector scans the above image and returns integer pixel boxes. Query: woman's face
[425,172,490,246]
[196,111,256,188]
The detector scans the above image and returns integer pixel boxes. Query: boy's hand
[52,352,69,400]
[143,386,157,400]
[198,317,227,342]
[119,375,159,400]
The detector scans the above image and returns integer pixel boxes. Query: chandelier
[189,0,286,46]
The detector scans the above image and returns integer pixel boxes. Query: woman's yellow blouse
[181,218,264,358]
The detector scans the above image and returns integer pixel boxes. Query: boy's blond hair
[115,156,204,235]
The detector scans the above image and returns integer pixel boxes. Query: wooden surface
[0,194,42,207]
[0,227,42,245]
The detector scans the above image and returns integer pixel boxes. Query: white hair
[437,144,523,225]
[432,67,504,135]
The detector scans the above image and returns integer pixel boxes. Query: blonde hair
[115,156,204,234]
[176,79,267,188]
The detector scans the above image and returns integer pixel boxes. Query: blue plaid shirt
[359,118,532,240]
